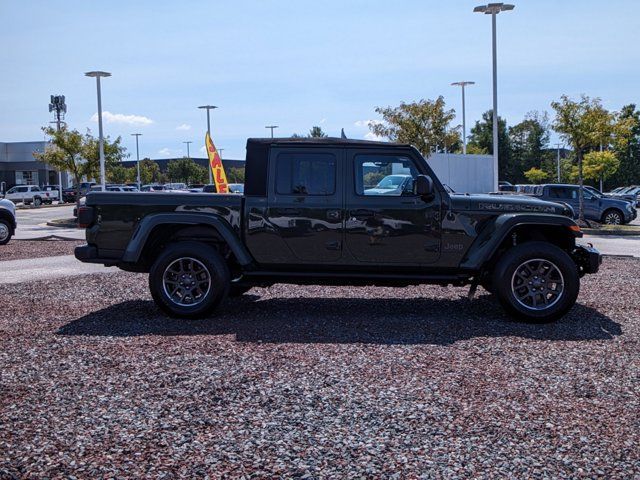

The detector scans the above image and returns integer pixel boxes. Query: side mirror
[414,175,434,198]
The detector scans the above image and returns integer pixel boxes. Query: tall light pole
[555,143,562,183]
[198,105,218,184]
[450,82,475,154]
[131,133,142,188]
[265,125,278,138]
[474,3,514,190]
[85,71,111,188]
[183,141,192,158]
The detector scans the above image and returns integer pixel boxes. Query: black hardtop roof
[247,137,412,148]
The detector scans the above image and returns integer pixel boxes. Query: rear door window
[275,153,336,195]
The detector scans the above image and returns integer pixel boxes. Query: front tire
[0,219,12,245]
[492,241,579,323]
[149,241,230,319]
[602,209,623,225]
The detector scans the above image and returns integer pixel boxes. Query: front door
[265,147,344,263]
[344,150,441,265]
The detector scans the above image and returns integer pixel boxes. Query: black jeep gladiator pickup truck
[75,138,601,323]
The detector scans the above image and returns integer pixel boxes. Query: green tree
[108,164,135,184]
[227,167,245,183]
[523,167,549,184]
[167,158,207,185]
[81,133,128,181]
[34,127,85,203]
[551,95,611,222]
[308,126,328,138]
[467,110,511,181]
[138,158,161,184]
[581,151,620,190]
[369,97,459,157]
[610,104,640,188]
[508,111,551,183]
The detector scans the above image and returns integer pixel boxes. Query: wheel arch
[461,214,580,272]
[122,213,254,270]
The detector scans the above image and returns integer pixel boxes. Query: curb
[46,219,77,228]
[14,235,82,242]
[583,229,640,237]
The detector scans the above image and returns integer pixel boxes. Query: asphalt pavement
[0,254,114,284]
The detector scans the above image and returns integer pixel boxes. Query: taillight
[77,206,95,228]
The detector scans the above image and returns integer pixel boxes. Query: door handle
[350,209,374,218]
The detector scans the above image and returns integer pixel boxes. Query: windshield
[584,186,603,198]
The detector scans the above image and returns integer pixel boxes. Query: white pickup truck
[3,185,58,206]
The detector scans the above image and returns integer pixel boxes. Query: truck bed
[85,192,243,259]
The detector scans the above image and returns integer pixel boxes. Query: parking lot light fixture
[85,71,112,188]
[474,3,514,190]
[450,81,475,154]
[265,125,279,138]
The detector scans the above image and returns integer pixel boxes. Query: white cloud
[199,145,207,154]
[364,131,385,142]
[355,120,382,128]
[158,148,172,156]
[91,111,153,126]
[319,118,327,124]
[176,123,192,131]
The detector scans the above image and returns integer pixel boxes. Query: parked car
[42,185,62,204]
[141,184,169,192]
[63,182,96,203]
[75,137,601,324]
[3,185,50,206]
[0,197,16,245]
[228,183,244,194]
[585,186,637,209]
[533,184,636,224]
[364,174,414,196]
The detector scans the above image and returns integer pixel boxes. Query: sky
[1,0,639,160]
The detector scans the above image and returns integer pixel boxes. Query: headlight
[627,203,634,212]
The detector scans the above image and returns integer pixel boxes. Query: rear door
[265,146,344,263]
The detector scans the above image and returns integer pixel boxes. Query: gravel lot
[1,258,639,478]
[0,240,82,262]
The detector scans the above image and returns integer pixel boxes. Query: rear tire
[33,197,42,207]
[492,241,579,323]
[149,241,230,319]
[0,219,12,245]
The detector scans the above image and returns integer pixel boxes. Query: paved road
[581,236,640,258]
[0,255,115,284]
[14,204,84,240]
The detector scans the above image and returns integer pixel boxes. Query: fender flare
[460,213,580,270]
[121,213,254,266]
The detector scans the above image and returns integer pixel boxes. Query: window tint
[276,153,336,195]
[354,155,418,196]
[548,187,577,200]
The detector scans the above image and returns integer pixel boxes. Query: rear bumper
[74,244,116,265]
[573,244,602,275]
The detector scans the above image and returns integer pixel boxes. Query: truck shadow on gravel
[58,294,622,345]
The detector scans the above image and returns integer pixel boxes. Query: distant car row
[497,182,637,225]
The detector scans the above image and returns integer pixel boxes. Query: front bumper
[573,244,602,275]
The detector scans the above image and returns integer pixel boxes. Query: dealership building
[0,141,67,190]
[0,140,246,191]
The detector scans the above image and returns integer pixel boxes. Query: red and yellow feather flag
[205,132,229,193]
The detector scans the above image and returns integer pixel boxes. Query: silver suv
[0,198,16,245]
